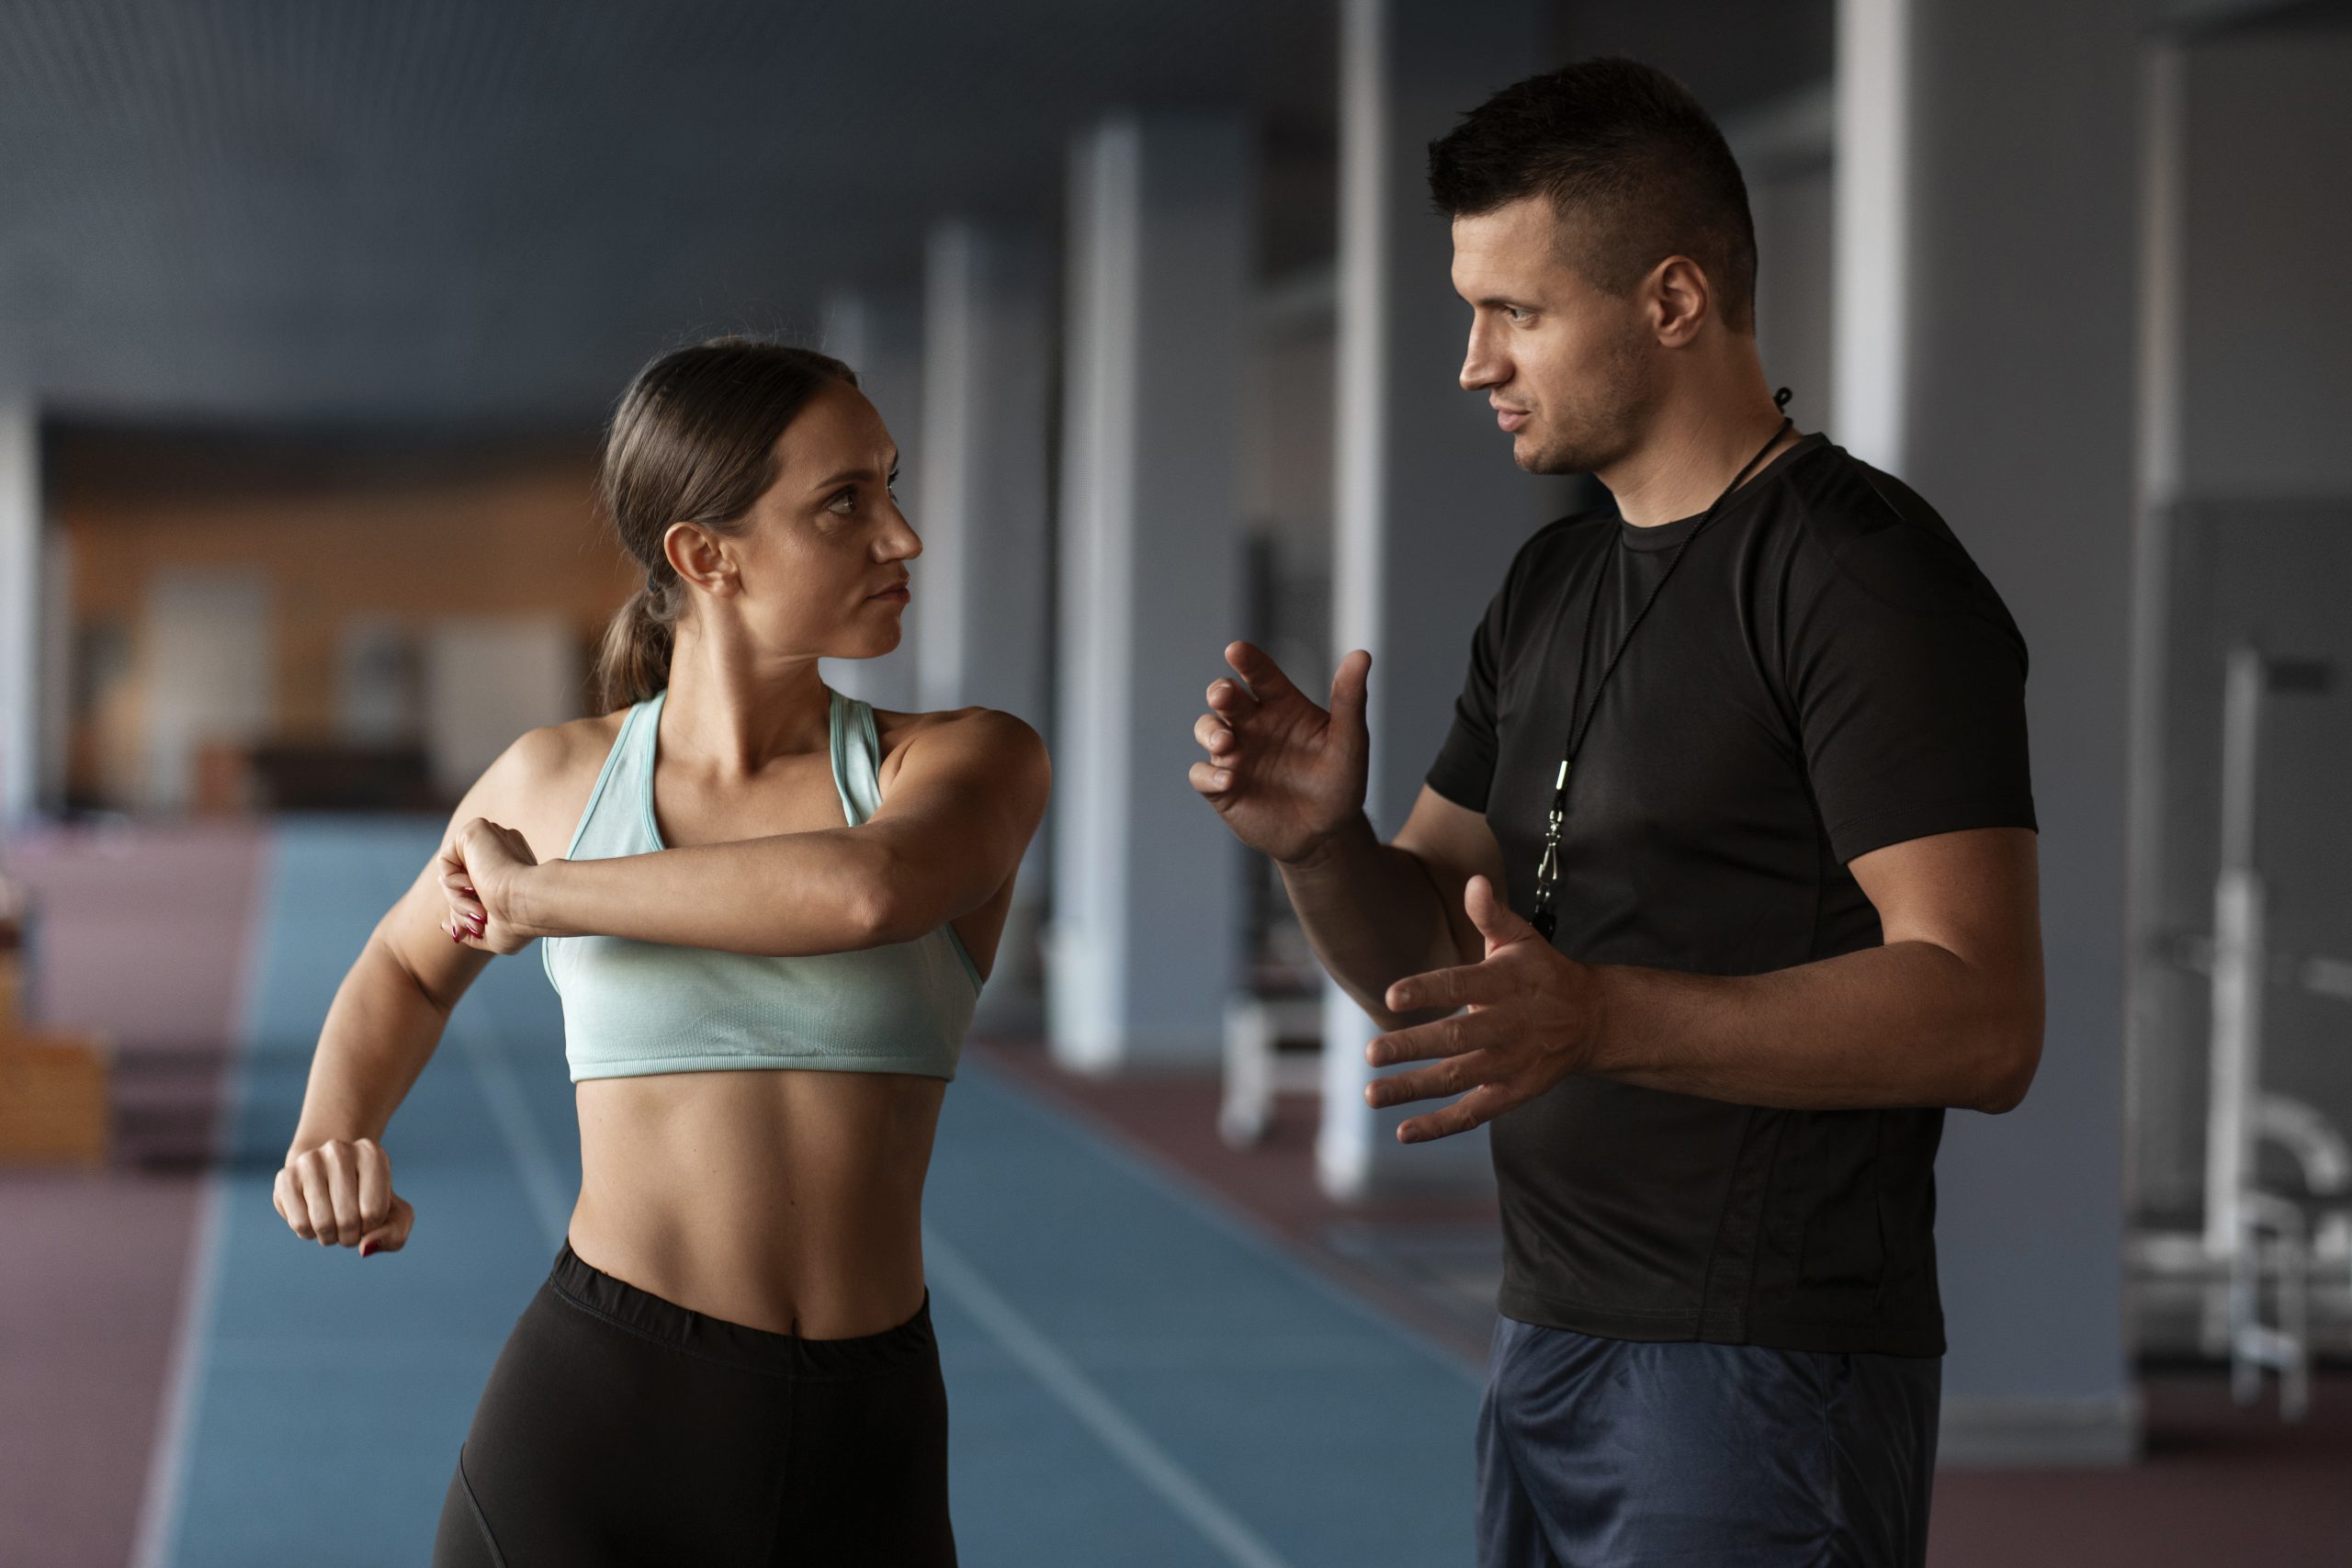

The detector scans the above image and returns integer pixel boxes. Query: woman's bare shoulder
[458,708,632,856]
[872,704,1042,756]
[869,705,1047,794]
[488,709,627,789]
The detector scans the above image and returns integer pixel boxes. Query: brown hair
[593,337,858,707]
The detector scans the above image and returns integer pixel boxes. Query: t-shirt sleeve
[1788,516,2037,864]
[1425,580,1511,812]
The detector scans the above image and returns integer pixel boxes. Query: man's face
[1452,196,1654,476]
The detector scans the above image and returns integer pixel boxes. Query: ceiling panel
[0,0,1338,423]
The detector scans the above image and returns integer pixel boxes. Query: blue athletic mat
[148,818,1481,1567]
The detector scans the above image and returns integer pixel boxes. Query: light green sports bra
[542,685,982,1083]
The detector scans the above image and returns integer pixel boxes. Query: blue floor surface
[150,818,1483,1566]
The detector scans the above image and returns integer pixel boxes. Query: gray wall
[1241,288,1340,704]
[2177,27,2352,497]
[1048,114,1251,1068]
[2133,20,2352,1218]
[1880,0,2145,1447]
[1719,79,1838,429]
[1749,159,1836,430]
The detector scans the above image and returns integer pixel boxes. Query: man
[1191,58,2042,1567]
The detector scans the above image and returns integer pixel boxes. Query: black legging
[433,1241,956,1566]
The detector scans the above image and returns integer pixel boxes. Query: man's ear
[1648,254,1713,347]
[663,521,737,597]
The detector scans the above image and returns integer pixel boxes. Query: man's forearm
[1278,813,1465,1031]
[1583,940,2041,1114]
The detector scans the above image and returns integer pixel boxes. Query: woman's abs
[567,1068,944,1339]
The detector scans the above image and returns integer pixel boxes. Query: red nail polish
[360,1239,376,1258]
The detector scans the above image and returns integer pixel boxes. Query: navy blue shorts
[1476,1315,1939,1567]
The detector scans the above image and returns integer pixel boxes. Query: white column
[2124,36,2188,1219]
[916,223,1052,723]
[1048,114,1251,1072]
[1837,0,2141,1464]
[919,222,1056,1023]
[1319,0,1564,1198]
[0,402,42,825]
[819,288,924,713]
[1831,0,1911,472]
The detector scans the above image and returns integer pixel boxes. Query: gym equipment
[2144,647,2348,1419]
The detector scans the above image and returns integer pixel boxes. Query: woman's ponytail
[594,579,678,711]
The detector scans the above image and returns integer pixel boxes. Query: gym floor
[6,819,2351,1566]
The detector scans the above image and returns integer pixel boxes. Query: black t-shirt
[1425,432,2034,1357]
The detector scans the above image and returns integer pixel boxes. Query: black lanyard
[1529,396,1794,942]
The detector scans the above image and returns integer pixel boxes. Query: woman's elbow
[842,882,908,948]
[842,845,943,949]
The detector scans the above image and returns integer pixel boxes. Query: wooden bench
[0,940,114,1167]
[0,1026,113,1168]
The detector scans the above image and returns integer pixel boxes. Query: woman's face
[673,380,921,662]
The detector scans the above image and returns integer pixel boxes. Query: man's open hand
[1365,875,1605,1143]
[1190,640,1371,866]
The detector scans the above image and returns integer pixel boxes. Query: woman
[271,338,1048,1565]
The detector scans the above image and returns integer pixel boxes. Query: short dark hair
[1428,58,1758,334]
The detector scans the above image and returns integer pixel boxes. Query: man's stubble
[1516,315,1656,479]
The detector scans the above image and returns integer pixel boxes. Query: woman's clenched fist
[273,1135,414,1257]
[438,817,540,955]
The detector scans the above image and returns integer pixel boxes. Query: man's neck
[1600,398,1798,528]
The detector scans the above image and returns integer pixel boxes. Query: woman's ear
[662,521,737,598]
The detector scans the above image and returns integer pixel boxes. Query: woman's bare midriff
[566,1066,946,1340]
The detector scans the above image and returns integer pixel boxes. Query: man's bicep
[1790,524,2036,865]
[1424,588,1510,815]
[1393,785,1507,966]
[1849,826,2042,1007]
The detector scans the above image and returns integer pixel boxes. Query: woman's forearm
[286,940,455,1154]
[515,829,902,956]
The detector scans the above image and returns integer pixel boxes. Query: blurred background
[2,0,2348,1563]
